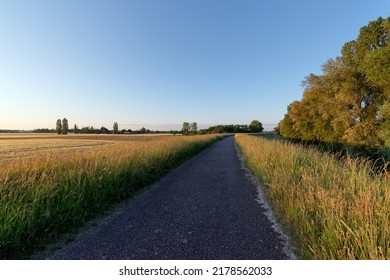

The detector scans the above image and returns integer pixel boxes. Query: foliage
[56,118,69,135]
[249,120,264,133]
[56,119,62,135]
[182,122,190,135]
[181,120,264,135]
[100,126,110,134]
[61,118,68,135]
[73,124,79,134]
[32,128,52,133]
[190,122,198,134]
[205,123,258,134]
[182,122,198,135]
[113,122,119,134]
[279,17,390,147]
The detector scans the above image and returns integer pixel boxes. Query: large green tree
[279,16,390,147]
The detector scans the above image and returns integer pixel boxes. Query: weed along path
[49,136,291,260]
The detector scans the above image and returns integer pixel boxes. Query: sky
[1,0,389,131]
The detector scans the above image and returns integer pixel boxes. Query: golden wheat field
[0,134,181,165]
[0,133,222,259]
[0,135,109,161]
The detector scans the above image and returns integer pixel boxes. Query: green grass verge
[236,134,389,259]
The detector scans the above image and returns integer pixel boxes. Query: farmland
[0,133,223,259]
[0,136,109,162]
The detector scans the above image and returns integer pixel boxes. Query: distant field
[0,133,223,259]
[0,134,168,162]
[0,138,109,162]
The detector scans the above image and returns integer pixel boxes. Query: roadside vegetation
[0,134,223,259]
[236,134,389,259]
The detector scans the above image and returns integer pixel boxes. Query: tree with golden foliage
[279,16,390,147]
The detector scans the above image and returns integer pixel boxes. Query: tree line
[278,17,390,148]
[183,120,264,134]
[31,119,264,135]
[49,119,124,135]
[33,120,164,135]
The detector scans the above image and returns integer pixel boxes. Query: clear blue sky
[1,0,389,131]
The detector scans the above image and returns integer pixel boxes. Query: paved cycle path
[50,136,291,259]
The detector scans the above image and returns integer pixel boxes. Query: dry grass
[235,134,389,259]
[0,134,223,259]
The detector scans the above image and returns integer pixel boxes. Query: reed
[0,134,223,259]
[235,134,389,259]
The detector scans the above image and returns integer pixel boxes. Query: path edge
[234,137,298,260]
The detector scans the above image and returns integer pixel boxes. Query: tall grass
[235,134,389,259]
[0,135,223,259]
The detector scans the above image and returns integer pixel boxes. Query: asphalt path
[50,136,291,259]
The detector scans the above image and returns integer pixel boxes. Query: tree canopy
[278,16,390,147]
[56,119,62,135]
[61,118,69,135]
[113,122,119,134]
[249,120,264,133]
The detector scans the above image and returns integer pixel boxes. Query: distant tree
[113,122,119,134]
[100,126,110,134]
[32,128,51,133]
[210,125,224,133]
[182,122,190,135]
[61,118,69,135]
[249,120,264,133]
[140,127,146,134]
[80,126,90,134]
[74,124,79,134]
[190,122,198,134]
[56,119,62,135]
[223,125,235,133]
[203,124,250,134]
[234,124,248,133]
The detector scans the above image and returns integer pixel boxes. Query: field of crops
[0,137,109,162]
[0,133,223,259]
[236,134,389,260]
